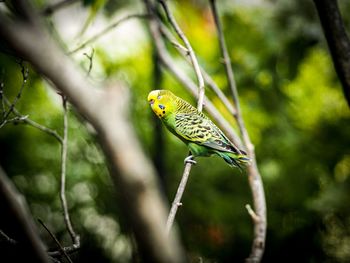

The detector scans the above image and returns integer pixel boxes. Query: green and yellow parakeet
[148,90,250,169]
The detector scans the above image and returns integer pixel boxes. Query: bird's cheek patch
[158,104,165,110]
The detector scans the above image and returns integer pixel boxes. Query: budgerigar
[147,90,250,169]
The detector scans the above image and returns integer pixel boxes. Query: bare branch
[59,95,80,250]
[2,96,63,143]
[0,166,50,263]
[159,24,237,116]
[158,0,205,111]
[0,61,28,126]
[38,219,73,263]
[0,229,17,245]
[209,1,266,262]
[69,14,150,54]
[166,161,192,234]
[0,4,185,262]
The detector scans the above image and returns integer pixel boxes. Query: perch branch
[209,1,266,262]
[147,0,206,234]
[166,163,191,234]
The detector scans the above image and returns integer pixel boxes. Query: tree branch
[313,0,350,107]
[209,1,266,262]
[0,229,17,245]
[59,95,80,251]
[0,3,185,262]
[0,61,28,128]
[38,219,73,263]
[2,95,64,143]
[158,24,237,117]
[0,166,50,263]
[158,0,205,111]
[166,163,191,234]
[69,13,150,54]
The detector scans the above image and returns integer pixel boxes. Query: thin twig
[0,229,17,245]
[83,48,94,76]
[158,0,205,111]
[2,96,63,143]
[165,162,191,234]
[38,219,73,263]
[245,204,260,223]
[0,166,50,263]
[69,14,150,54]
[209,1,266,262]
[0,81,5,118]
[159,23,237,116]
[59,96,80,250]
[1,61,28,125]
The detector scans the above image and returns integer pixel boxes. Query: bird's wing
[174,113,240,153]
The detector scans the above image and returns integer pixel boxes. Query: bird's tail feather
[217,152,251,172]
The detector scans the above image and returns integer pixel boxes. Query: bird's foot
[184,155,196,165]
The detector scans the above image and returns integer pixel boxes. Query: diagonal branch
[0,3,185,262]
[2,96,63,143]
[38,219,73,263]
[158,24,237,117]
[158,0,205,111]
[209,1,266,262]
[0,166,50,263]
[146,0,207,234]
[69,13,150,54]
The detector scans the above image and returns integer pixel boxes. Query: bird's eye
[149,99,155,105]
[157,95,162,100]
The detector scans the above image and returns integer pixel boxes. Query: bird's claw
[184,155,196,165]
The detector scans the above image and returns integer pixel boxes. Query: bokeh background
[1,0,350,262]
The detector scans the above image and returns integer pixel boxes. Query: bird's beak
[149,99,155,105]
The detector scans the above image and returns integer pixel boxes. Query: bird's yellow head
[147,90,176,119]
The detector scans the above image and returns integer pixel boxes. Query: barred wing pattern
[174,113,240,154]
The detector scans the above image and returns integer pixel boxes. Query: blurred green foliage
[1,0,350,262]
